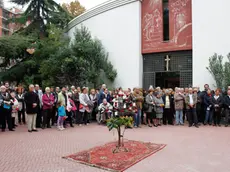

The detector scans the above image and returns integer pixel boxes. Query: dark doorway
[156,72,180,88]
[143,50,192,89]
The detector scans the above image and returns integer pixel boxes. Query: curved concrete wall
[67,0,142,89]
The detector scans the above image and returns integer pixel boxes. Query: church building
[67,0,230,89]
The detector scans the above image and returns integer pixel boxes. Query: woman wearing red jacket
[42,87,55,129]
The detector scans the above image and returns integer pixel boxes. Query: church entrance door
[143,50,192,90]
[155,72,180,88]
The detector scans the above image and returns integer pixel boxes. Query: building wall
[67,0,142,89]
[142,0,192,54]
[0,7,24,37]
[192,0,230,89]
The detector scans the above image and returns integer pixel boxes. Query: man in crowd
[162,89,174,125]
[224,89,230,127]
[24,84,39,132]
[4,82,10,92]
[195,87,203,123]
[35,84,43,128]
[98,98,113,123]
[58,87,68,107]
[98,84,106,105]
[185,88,199,128]
[50,87,58,126]
[174,88,185,125]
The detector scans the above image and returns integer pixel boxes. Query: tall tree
[10,0,71,36]
[206,53,224,89]
[62,0,86,18]
[40,26,117,87]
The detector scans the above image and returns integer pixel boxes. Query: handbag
[143,102,149,111]
[79,104,84,109]
[3,104,10,109]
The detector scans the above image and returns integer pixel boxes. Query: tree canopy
[1,1,117,88]
[207,53,230,89]
[0,25,117,88]
[10,0,71,36]
[62,0,86,18]
[0,34,35,67]
[40,26,117,87]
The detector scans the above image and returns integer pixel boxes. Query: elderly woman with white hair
[66,92,76,127]
[0,85,14,132]
[145,89,156,127]
[153,92,164,126]
[42,87,55,129]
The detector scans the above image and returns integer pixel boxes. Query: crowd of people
[1,82,230,133]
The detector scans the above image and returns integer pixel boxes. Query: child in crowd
[57,102,66,131]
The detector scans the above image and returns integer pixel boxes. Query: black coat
[224,95,230,109]
[162,94,175,113]
[24,91,39,114]
[16,93,25,110]
[203,94,213,108]
[212,95,223,111]
[0,92,13,110]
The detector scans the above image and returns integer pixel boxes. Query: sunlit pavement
[1,123,230,172]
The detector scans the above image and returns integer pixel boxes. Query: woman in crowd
[204,89,213,125]
[42,87,55,129]
[142,89,148,125]
[103,88,111,104]
[154,92,164,126]
[0,85,14,132]
[79,87,93,126]
[67,92,75,127]
[89,89,98,121]
[132,88,144,128]
[16,87,26,125]
[212,89,223,126]
[10,92,19,128]
[117,87,126,109]
[145,89,155,127]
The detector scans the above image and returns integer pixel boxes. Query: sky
[5,0,108,10]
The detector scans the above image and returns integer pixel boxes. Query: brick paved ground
[1,123,230,172]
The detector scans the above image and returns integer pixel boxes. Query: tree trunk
[117,126,121,147]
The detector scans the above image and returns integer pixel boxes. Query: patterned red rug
[63,140,166,172]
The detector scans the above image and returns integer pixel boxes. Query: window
[163,0,169,41]
[3,10,9,19]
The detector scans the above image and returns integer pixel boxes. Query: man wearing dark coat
[24,84,39,132]
[162,89,174,125]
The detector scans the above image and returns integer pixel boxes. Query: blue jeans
[204,109,213,124]
[134,109,141,127]
[175,110,183,125]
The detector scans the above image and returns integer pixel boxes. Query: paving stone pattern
[0,124,230,172]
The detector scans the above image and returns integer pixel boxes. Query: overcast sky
[5,0,108,10]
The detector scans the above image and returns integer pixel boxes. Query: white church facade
[66,0,230,89]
